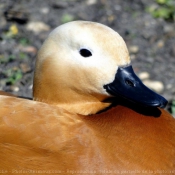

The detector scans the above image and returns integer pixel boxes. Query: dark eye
[79,48,92,57]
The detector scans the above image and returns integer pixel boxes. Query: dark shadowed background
[0,0,175,115]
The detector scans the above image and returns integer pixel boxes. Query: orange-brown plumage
[0,96,174,174]
[0,90,15,97]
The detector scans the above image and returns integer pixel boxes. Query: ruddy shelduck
[0,21,174,175]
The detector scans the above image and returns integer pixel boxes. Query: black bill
[104,65,167,108]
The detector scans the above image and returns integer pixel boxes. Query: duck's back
[0,91,15,97]
[0,96,175,174]
[87,105,175,172]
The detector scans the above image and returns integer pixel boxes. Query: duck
[0,21,174,174]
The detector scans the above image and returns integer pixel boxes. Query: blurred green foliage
[61,14,75,23]
[19,38,30,46]
[147,0,175,21]
[171,100,175,116]
[0,55,16,64]
[5,68,23,85]
[0,54,25,85]
[19,52,28,60]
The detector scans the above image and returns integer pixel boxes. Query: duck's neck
[33,85,111,115]
[58,100,111,115]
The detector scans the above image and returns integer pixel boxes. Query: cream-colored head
[33,21,130,115]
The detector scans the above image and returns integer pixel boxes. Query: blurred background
[0,0,175,115]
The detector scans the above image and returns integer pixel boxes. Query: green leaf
[153,7,172,19]
[5,68,23,85]
[171,100,175,115]
[61,14,75,24]
[156,0,168,5]
[147,0,175,21]
[19,38,30,46]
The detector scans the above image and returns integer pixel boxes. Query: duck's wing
[0,96,87,173]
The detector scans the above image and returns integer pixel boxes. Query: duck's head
[33,21,167,115]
